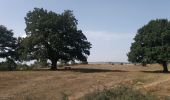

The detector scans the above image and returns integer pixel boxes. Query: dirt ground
[0,64,170,100]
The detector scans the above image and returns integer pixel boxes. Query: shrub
[61,92,69,100]
[0,63,9,71]
[80,85,157,100]
[0,60,16,71]
[16,63,31,71]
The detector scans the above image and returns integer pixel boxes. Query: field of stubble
[0,64,170,100]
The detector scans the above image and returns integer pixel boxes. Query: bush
[58,63,65,68]
[80,85,157,100]
[0,60,16,71]
[0,63,9,71]
[16,63,31,71]
[81,61,88,64]
[30,61,50,68]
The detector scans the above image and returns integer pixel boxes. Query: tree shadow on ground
[141,70,170,74]
[0,68,129,73]
[57,68,128,73]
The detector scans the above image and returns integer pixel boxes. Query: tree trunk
[142,63,147,67]
[51,60,57,70]
[162,62,168,73]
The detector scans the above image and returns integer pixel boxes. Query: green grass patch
[80,85,157,100]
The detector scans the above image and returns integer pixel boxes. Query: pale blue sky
[1,0,170,62]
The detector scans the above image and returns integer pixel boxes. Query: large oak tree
[128,19,170,72]
[22,8,91,70]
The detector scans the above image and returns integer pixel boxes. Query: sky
[1,0,170,62]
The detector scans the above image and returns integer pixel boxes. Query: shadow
[57,68,128,73]
[0,68,129,73]
[141,70,170,74]
[0,68,52,72]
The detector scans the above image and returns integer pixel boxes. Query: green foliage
[33,60,50,68]
[0,59,16,71]
[15,63,28,71]
[0,25,17,61]
[80,85,157,100]
[58,60,69,67]
[22,8,91,70]
[0,25,18,71]
[61,92,69,100]
[128,19,170,72]
[81,61,88,64]
[0,25,17,59]
[0,62,10,71]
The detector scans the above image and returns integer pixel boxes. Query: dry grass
[0,64,170,100]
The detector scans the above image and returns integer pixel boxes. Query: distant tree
[22,8,91,70]
[128,19,170,72]
[0,25,17,70]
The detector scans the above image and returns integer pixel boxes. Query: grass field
[0,64,170,100]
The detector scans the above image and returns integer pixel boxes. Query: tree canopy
[0,25,17,70]
[128,19,170,72]
[22,8,91,70]
[0,25,17,59]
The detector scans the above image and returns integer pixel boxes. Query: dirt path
[138,77,170,90]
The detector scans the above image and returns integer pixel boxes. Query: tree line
[0,8,170,72]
